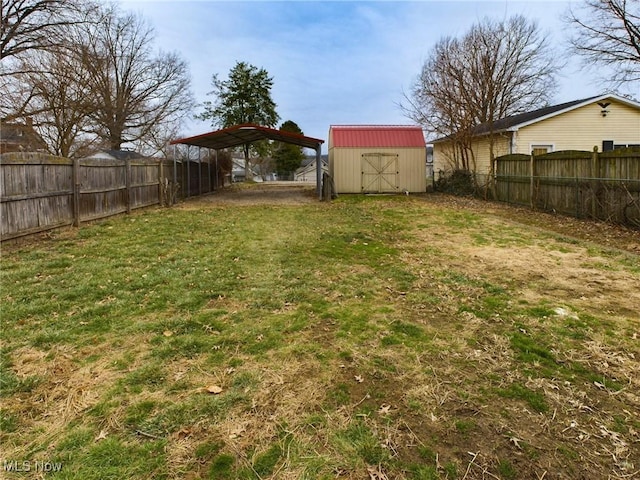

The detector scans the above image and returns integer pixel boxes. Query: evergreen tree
[273,120,305,179]
[198,61,280,178]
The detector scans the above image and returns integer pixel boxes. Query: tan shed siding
[332,148,362,193]
[331,147,426,193]
[515,100,640,153]
[397,148,427,192]
[328,128,335,178]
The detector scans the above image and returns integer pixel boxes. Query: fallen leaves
[509,436,522,449]
[229,425,245,439]
[367,465,389,480]
[206,385,223,394]
[94,429,108,442]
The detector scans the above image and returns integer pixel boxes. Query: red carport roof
[170,124,324,150]
[330,125,426,148]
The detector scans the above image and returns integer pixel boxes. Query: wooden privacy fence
[495,149,640,227]
[1,152,222,240]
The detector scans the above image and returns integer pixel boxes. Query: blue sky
[121,0,617,150]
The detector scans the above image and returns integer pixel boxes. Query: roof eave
[507,93,640,130]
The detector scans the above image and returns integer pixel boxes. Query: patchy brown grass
[1,186,638,479]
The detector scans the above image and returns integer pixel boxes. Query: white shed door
[361,153,399,193]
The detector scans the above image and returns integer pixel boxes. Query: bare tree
[131,121,182,158]
[0,0,94,121]
[0,0,86,66]
[3,2,194,156]
[79,4,194,150]
[402,36,477,172]
[403,15,560,175]
[10,45,100,157]
[566,0,640,88]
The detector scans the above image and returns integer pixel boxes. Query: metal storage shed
[328,125,427,194]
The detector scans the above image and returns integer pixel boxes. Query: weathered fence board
[1,154,75,238]
[496,149,640,227]
[1,153,226,241]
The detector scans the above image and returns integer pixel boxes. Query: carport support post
[186,145,190,198]
[173,145,177,200]
[207,149,212,193]
[198,147,202,196]
[316,144,322,200]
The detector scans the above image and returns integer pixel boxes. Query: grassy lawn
[1,190,639,479]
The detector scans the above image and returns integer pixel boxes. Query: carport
[170,124,325,199]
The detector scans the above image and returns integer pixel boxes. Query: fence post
[575,176,580,218]
[125,158,132,214]
[489,156,496,199]
[72,158,80,227]
[159,161,164,207]
[591,146,598,219]
[530,152,535,208]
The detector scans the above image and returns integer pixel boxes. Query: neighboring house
[426,144,434,179]
[432,93,640,178]
[0,119,47,153]
[329,125,427,194]
[295,156,328,182]
[230,155,262,182]
[84,149,149,161]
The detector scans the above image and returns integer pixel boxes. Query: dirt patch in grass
[180,182,318,207]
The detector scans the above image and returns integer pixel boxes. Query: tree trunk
[243,144,250,180]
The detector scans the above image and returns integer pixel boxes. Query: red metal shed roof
[330,125,425,148]
[170,124,324,150]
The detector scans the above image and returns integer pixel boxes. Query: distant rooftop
[86,149,148,160]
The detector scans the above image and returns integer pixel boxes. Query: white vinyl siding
[515,100,640,153]
[433,135,511,176]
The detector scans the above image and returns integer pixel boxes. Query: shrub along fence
[0,152,222,240]
[495,148,640,228]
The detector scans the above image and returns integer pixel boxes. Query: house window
[531,145,553,156]
[602,140,614,151]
